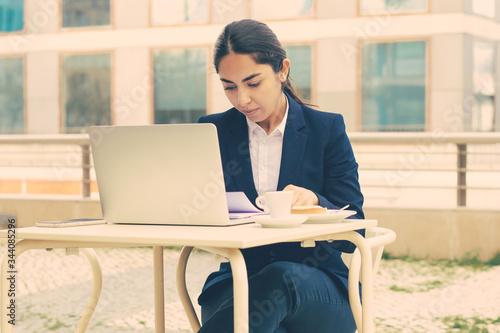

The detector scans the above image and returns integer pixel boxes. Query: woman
[197,19,364,333]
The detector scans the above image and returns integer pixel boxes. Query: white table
[1,219,377,333]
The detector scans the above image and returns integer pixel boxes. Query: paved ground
[0,245,499,332]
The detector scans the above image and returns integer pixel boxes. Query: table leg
[176,246,201,332]
[153,246,165,333]
[226,248,249,333]
[347,248,363,330]
[195,247,249,333]
[326,231,374,333]
[1,240,102,333]
[75,248,103,333]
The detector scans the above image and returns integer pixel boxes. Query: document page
[226,192,265,219]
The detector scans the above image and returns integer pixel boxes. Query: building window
[62,53,111,133]
[62,0,110,28]
[361,41,426,132]
[151,0,209,25]
[0,57,24,134]
[252,0,313,20]
[359,0,427,15]
[472,42,495,132]
[0,0,23,32]
[284,45,312,102]
[153,48,207,124]
[472,0,496,18]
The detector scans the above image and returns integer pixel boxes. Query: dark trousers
[199,262,357,333]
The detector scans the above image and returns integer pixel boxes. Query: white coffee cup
[255,191,293,218]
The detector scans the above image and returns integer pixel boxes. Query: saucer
[302,210,357,223]
[251,215,308,228]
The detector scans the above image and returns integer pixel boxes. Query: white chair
[342,227,397,333]
[176,227,396,333]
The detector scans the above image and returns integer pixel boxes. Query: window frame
[282,42,316,105]
[0,0,25,34]
[150,46,211,124]
[357,0,430,17]
[59,0,114,31]
[356,37,431,132]
[472,40,497,132]
[60,51,114,133]
[0,55,26,134]
[149,0,211,27]
[472,0,497,19]
[250,0,316,21]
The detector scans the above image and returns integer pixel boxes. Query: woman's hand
[283,184,319,207]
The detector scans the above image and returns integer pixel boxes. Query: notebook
[89,124,260,226]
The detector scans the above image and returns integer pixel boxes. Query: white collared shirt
[246,97,289,196]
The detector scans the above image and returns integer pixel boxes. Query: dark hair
[213,19,305,105]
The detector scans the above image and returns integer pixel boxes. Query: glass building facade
[0,0,23,32]
[0,0,498,134]
[361,41,427,131]
[0,56,24,133]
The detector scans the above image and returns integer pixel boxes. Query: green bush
[382,251,500,268]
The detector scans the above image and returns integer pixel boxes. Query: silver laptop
[89,124,245,226]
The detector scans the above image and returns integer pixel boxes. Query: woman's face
[218,52,289,130]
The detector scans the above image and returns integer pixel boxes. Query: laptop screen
[89,124,231,225]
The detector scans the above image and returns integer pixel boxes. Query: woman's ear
[280,59,291,82]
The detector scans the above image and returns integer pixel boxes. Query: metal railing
[1,132,499,208]
[0,134,91,197]
[348,132,500,208]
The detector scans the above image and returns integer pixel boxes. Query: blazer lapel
[222,96,308,200]
[277,96,308,190]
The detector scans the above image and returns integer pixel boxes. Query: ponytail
[282,69,305,106]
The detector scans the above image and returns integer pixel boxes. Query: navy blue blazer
[197,93,365,303]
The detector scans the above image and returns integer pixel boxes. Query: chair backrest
[341,227,397,332]
[341,227,396,279]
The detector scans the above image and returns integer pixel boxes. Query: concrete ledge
[365,206,500,261]
[0,195,102,228]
